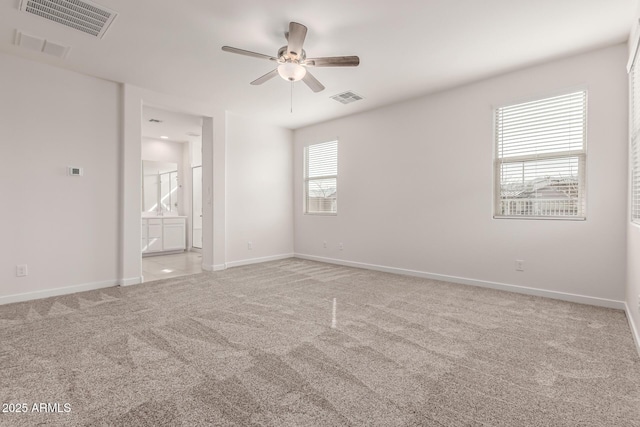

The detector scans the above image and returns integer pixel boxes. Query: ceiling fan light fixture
[277,62,306,81]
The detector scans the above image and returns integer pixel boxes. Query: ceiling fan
[222,22,360,93]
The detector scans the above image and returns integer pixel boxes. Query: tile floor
[141,251,203,282]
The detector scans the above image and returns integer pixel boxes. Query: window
[305,140,338,214]
[631,49,640,224]
[494,90,587,219]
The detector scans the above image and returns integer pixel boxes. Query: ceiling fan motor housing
[278,46,306,62]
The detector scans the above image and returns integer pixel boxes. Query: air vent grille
[14,30,71,58]
[330,91,364,105]
[19,0,117,39]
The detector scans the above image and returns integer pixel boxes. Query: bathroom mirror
[142,161,178,214]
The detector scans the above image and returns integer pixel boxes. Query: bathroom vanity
[140,159,187,255]
[141,216,186,255]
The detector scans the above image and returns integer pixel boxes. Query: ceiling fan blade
[302,71,325,93]
[222,46,277,61]
[305,56,360,67]
[287,22,307,59]
[250,69,279,85]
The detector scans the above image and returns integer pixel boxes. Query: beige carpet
[0,258,639,426]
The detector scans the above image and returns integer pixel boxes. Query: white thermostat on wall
[68,167,83,176]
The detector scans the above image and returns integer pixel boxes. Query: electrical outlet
[515,260,524,272]
[323,241,327,248]
[247,241,253,250]
[339,242,344,251]
[16,264,28,277]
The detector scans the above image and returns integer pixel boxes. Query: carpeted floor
[0,258,639,426]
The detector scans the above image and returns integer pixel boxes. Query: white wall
[225,114,294,266]
[141,138,185,165]
[0,54,295,302]
[191,136,202,167]
[0,52,120,300]
[627,8,640,351]
[294,44,628,306]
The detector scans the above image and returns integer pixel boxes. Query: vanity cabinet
[163,218,186,251]
[141,217,186,254]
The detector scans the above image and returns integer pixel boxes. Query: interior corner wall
[628,221,640,347]
[294,44,629,305]
[626,9,640,351]
[0,52,120,301]
[225,114,294,266]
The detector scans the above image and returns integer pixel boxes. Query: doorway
[140,105,204,282]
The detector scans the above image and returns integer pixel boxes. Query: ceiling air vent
[330,91,364,105]
[19,0,118,39]
[14,30,71,58]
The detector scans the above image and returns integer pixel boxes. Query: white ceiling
[1,0,637,129]
[142,106,202,144]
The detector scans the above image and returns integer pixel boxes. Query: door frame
[119,84,226,285]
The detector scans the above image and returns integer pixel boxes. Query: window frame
[304,140,338,215]
[629,35,640,226]
[493,89,588,221]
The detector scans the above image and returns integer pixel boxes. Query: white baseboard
[118,277,142,286]
[294,253,625,310]
[142,250,184,257]
[202,264,226,272]
[625,303,640,357]
[202,254,294,272]
[225,253,294,269]
[0,280,117,306]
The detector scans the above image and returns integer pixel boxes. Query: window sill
[493,215,586,221]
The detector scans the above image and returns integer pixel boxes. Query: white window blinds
[305,140,338,214]
[631,52,640,224]
[495,90,587,219]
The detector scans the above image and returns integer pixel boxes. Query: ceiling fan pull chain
[290,81,294,113]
